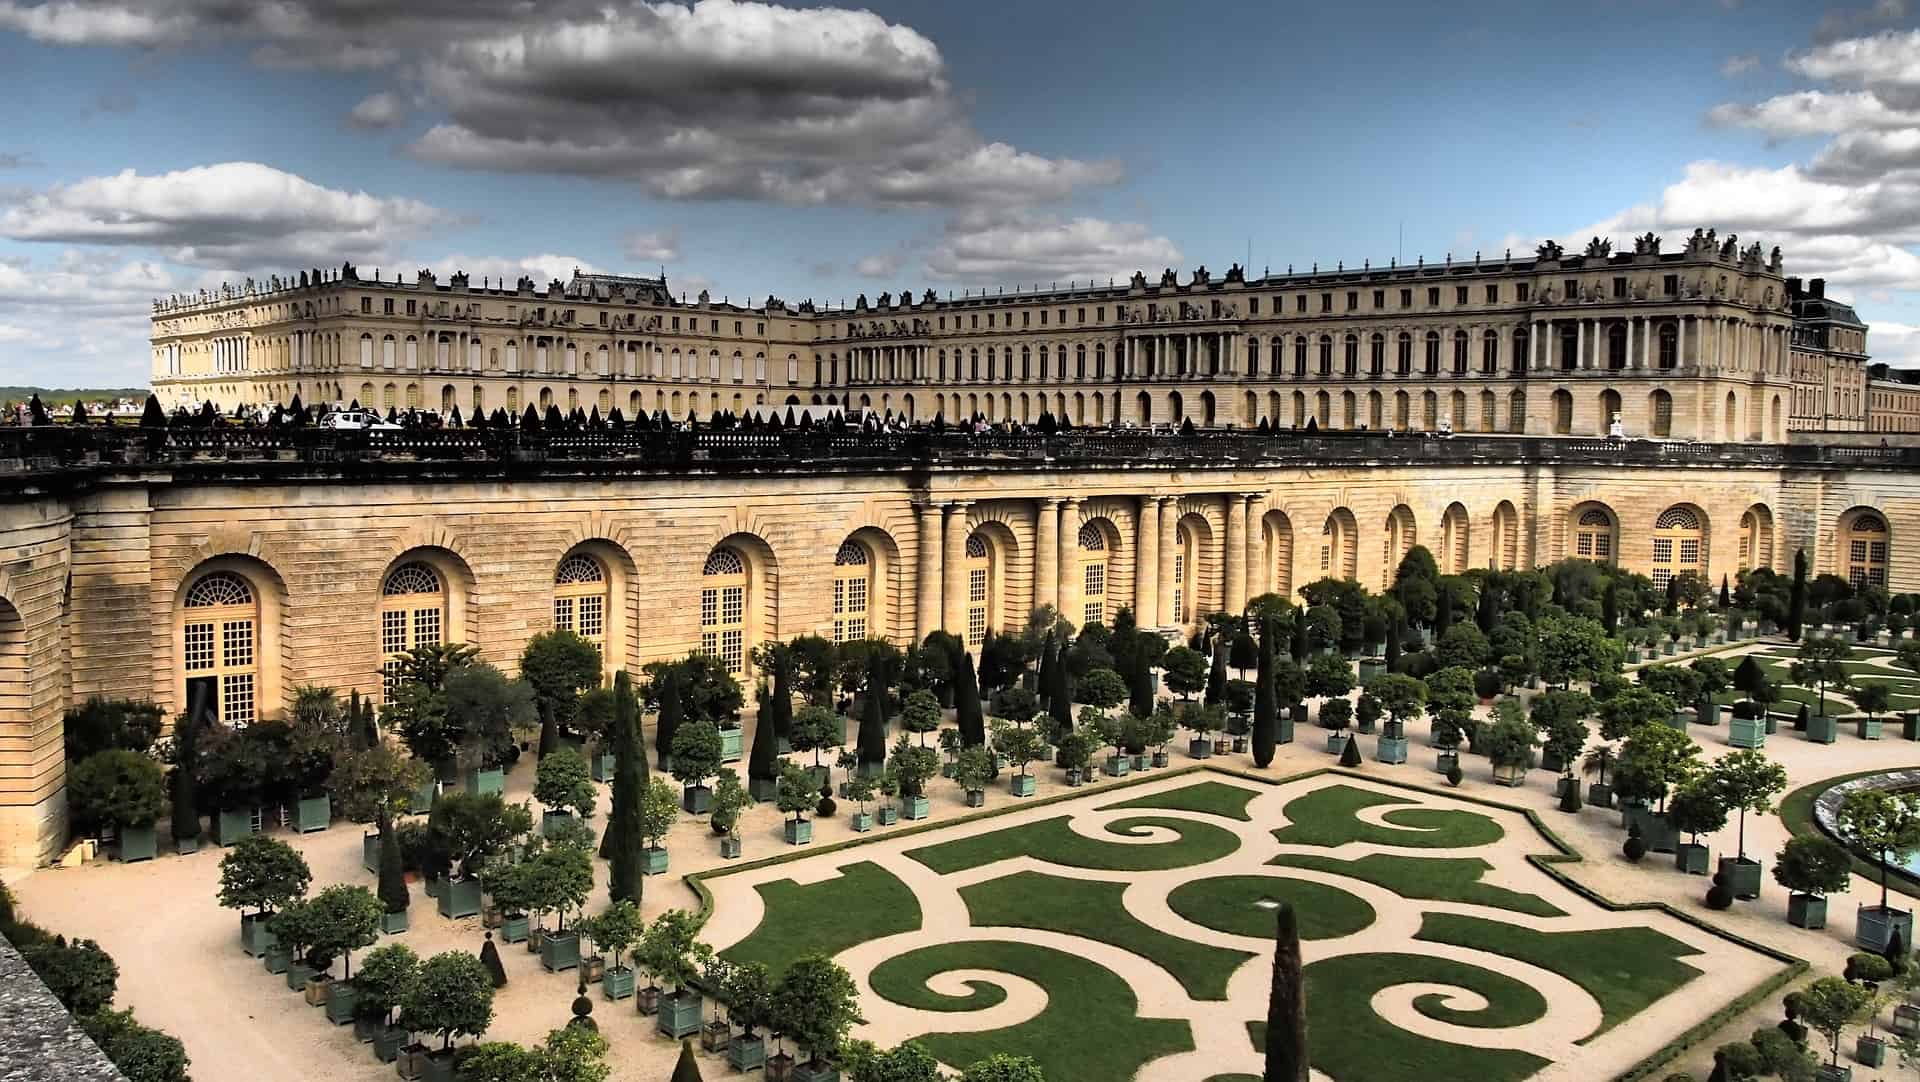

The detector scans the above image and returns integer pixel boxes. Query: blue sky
[1,0,1918,386]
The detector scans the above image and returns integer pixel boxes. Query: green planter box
[1010,775,1036,797]
[325,983,358,1025]
[175,834,199,856]
[500,913,530,944]
[1626,648,1642,663]
[421,1051,456,1082]
[1375,736,1407,764]
[785,820,813,846]
[1675,842,1710,875]
[362,832,380,874]
[1540,748,1564,775]
[657,991,702,1038]
[589,750,617,782]
[1697,702,1721,726]
[436,877,483,920]
[719,836,742,859]
[373,1028,409,1063]
[1104,755,1130,777]
[850,811,874,833]
[1189,737,1213,760]
[1807,714,1839,744]
[463,767,504,796]
[603,966,636,1001]
[960,789,982,808]
[241,913,277,957]
[902,796,929,820]
[1586,782,1614,809]
[1857,906,1914,953]
[728,1034,766,1072]
[1857,1035,1887,1068]
[718,726,744,764]
[540,931,580,973]
[263,944,290,975]
[542,809,575,837]
[1277,714,1296,744]
[1858,717,1884,740]
[792,1059,841,1082]
[1817,1064,1852,1082]
[683,784,712,815]
[1433,751,1459,776]
[1130,754,1150,772]
[1491,763,1527,788]
[285,961,316,993]
[215,808,257,847]
[294,794,331,833]
[1904,714,1920,741]
[1323,733,1346,755]
[642,846,670,875]
[749,775,780,802]
[1666,710,1692,732]
[877,806,899,826]
[381,909,408,935]
[118,825,157,863]
[1357,660,1385,686]
[1728,717,1766,749]
[1720,857,1763,899]
[409,776,437,811]
[1788,893,1828,929]
[1622,805,1679,853]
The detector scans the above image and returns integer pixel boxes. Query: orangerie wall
[0,431,1915,867]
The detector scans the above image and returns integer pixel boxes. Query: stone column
[1532,320,1546,370]
[1058,497,1083,622]
[1156,496,1178,628]
[917,503,943,643]
[1576,320,1586,371]
[1136,495,1160,627]
[1224,493,1247,616]
[1035,497,1060,614]
[941,501,972,636]
[1245,494,1268,602]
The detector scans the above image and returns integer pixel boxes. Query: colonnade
[1529,315,1790,377]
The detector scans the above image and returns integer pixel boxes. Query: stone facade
[1,427,1916,867]
[152,230,1861,443]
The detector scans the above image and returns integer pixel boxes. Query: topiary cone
[1264,902,1309,1081]
[671,1038,704,1082]
[1338,735,1362,768]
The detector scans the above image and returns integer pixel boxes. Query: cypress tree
[1719,574,1732,608]
[1205,641,1229,707]
[377,808,408,917]
[1128,657,1155,719]
[654,669,683,770]
[1252,614,1278,768]
[1385,612,1404,674]
[1036,633,1057,714]
[1602,581,1619,636]
[140,394,165,427]
[170,708,200,844]
[1788,548,1808,641]
[956,650,986,747]
[857,653,887,772]
[1290,608,1308,663]
[1048,642,1072,729]
[605,671,646,902]
[1264,902,1309,1082]
[537,701,558,758]
[1434,584,1453,638]
[1475,581,1499,634]
[750,665,785,793]
[671,1038,705,1082]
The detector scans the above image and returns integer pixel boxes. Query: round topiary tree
[218,833,312,928]
[771,954,864,1071]
[405,951,496,1054]
[66,749,168,841]
[533,746,596,820]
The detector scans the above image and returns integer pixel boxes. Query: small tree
[989,720,1040,779]
[1615,724,1702,814]
[640,778,680,854]
[1666,781,1728,849]
[308,883,383,977]
[534,746,597,819]
[1773,835,1853,902]
[520,629,603,735]
[1707,749,1788,863]
[888,734,938,799]
[710,768,751,838]
[377,810,408,917]
[772,954,865,1067]
[1798,975,1876,1068]
[899,691,941,747]
[405,951,496,1051]
[958,1056,1046,1082]
[332,741,432,824]
[353,942,420,1028]
[790,706,842,770]
[1791,635,1855,718]
[1837,787,1920,910]
[1480,701,1536,772]
[605,669,647,904]
[954,746,995,794]
[776,760,816,824]
[66,749,168,836]
[641,908,713,997]
[1304,651,1355,703]
[1162,646,1209,702]
[593,898,644,974]
[1370,674,1426,734]
[671,719,724,798]
[169,711,201,844]
[1856,681,1893,723]
[723,961,775,1039]
[217,833,312,920]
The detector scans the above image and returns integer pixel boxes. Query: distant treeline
[1,387,148,403]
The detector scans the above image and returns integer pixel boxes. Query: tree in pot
[710,768,750,854]
[67,749,168,862]
[777,760,817,844]
[1318,698,1353,756]
[990,717,1042,794]
[671,719,724,815]
[846,771,877,830]
[1706,749,1788,899]
[218,833,312,955]
[403,950,496,1063]
[1799,975,1876,1076]
[533,746,597,832]
[519,629,603,743]
[591,898,643,1001]
[1162,645,1209,705]
[750,654,793,798]
[1792,635,1855,723]
[1856,682,1892,738]
[639,778,680,873]
[889,735,938,820]
[1688,657,1732,724]
[789,705,842,787]
[1615,723,1702,837]
[1424,666,1477,755]
[770,954,864,1077]
[1773,836,1853,930]
[1837,787,1920,948]
[1057,728,1094,786]
[1665,780,1728,876]
[309,883,384,1017]
[954,746,995,807]
[643,908,714,1038]
[722,961,775,1071]
[353,942,420,1056]
[267,897,321,988]
[898,691,941,748]
[1480,701,1536,786]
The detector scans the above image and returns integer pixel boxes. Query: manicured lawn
[1166,874,1375,940]
[1267,853,1563,917]
[1415,913,1702,1041]
[1270,784,1503,849]
[906,814,1241,875]
[719,861,920,978]
[869,939,1193,1081]
[1100,778,1261,821]
[961,870,1254,1000]
[1250,953,1551,1082]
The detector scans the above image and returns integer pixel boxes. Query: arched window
[1651,506,1706,589]
[1383,505,1417,589]
[1739,506,1774,572]
[1491,501,1519,570]
[1440,503,1470,575]
[965,534,993,649]
[1551,389,1573,434]
[380,562,445,701]
[1842,511,1889,588]
[1173,524,1192,626]
[184,571,257,727]
[1574,506,1615,564]
[1396,333,1412,376]
[1317,335,1333,376]
[1294,335,1308,377]
[1266,511,1294,599]
[701,547,749,675]
[1343,334,1358,376]
[1322,509,1357,581]
[1649,389,1674,438]
[832,541,871,644]
[1424,331,1441,375]
[1452,331,1469,375]
[1481,330,1499,374]
[1369,333,1385,376]
[553,553,608,653]
[1079,522,1108,628]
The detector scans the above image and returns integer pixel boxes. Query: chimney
[1785,276,1802,297]
[1810,278,1826,298]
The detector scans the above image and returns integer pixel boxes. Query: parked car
[320,410,402,431]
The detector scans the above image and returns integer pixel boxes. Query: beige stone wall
[0,497,72,867]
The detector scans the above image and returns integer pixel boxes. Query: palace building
[0,228,1914,867]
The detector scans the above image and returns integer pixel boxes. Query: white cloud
[1708,89,1920,136]
[853,253,901,278]
[0,322,32,342]
[622,228,680,263]
[347,91,405,130]
[1861,318,1920,367]
[1791,27,1920,88]
[1721,53,1761,77]
[418,253,604,287]
[0,0,1121,209]
[924,212,1182,285]
[0,162,448,268]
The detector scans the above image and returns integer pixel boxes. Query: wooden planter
[540,930,580,973]
[1857,906,1914,953]
[602,965,636,1001]
[1189,737,1213,760]
[902,796,930,820]
[303,973,333,1007]
[1675,842,1710,875]
[643,846,670,875]
[1728,717,1766,749]
[682,784,713,815]
[263,944,291,974]
[728,1034,767,1072]
[118,825,157,863]
[394,1042,429,1078]
[362,832,380,874]
[294,794,331,833]
[1719,857,1763,900]
[877,806,900,825]
[324,982,358,1025]
[372,1027,410,1063]
[1807,714,1839,744]
[1586,782,1614,809]
[500,913,530,944]
[215,808,258,847]
[850,811,874,833]
[636,985,660,1015]
[381,909,408,934]
[436,877,483,919]
[1491,762,1527,787]
[656,990,702,1039]
[702,1019,731,1053]
[964,790,985,808]
[1010,775,1036,797]
[720,836,742,859]
[785,819,813,845]
[1858,717,1884,741]
[718,726,744,763]
[1104,754,1130,777]
[1788,893,1828,929]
